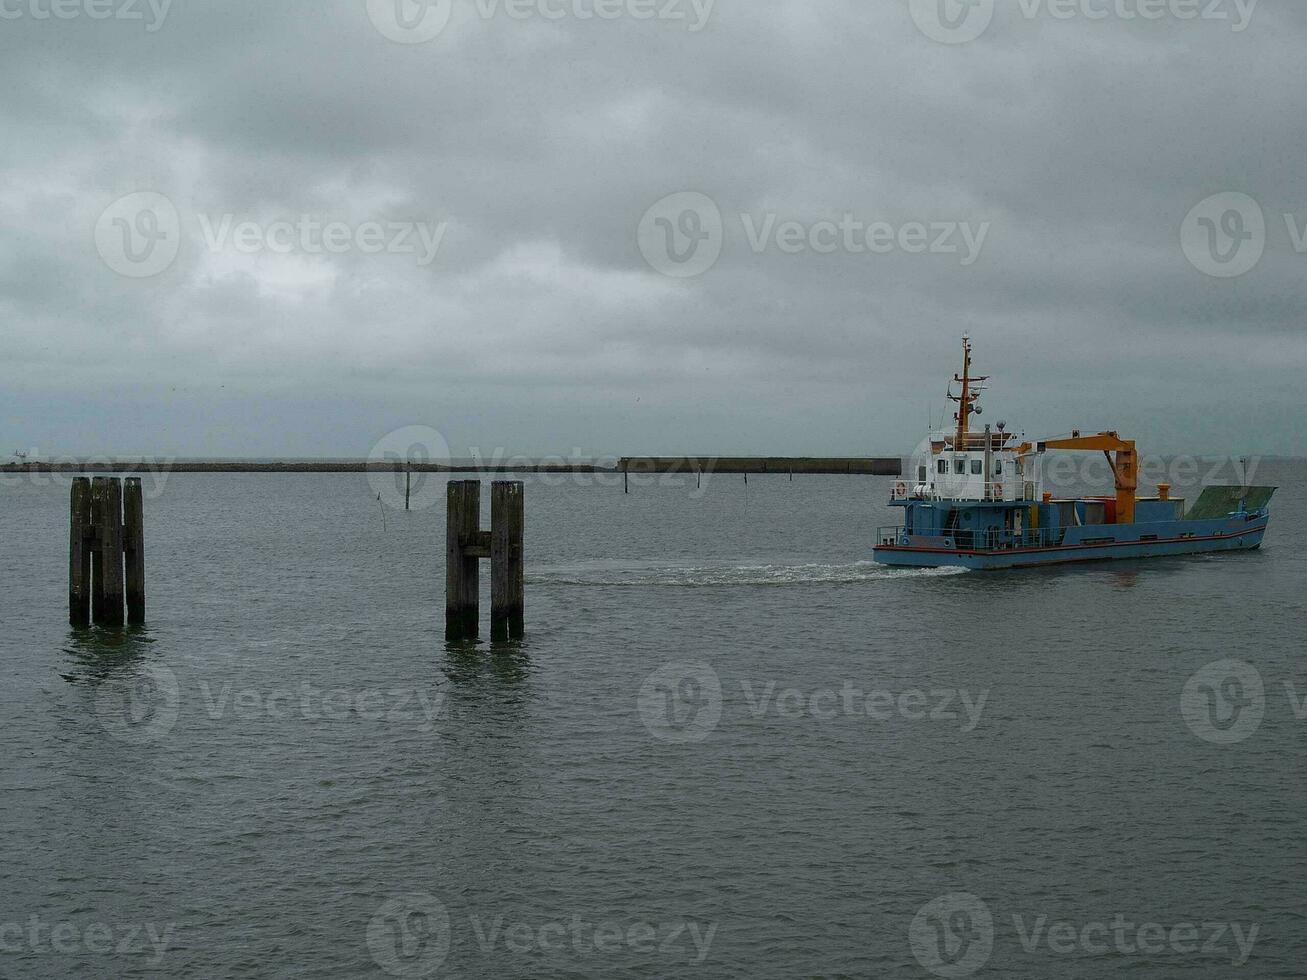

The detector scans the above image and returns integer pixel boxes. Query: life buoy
[894,481,907,497]
[993,483,1004,497]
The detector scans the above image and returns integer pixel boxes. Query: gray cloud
[2,0,1305,458]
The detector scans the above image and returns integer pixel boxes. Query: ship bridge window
[954,458,966,475]
[970,459,983,475]
[937,459,947,475]
[994,460,1003,476]
[918,466,927,482]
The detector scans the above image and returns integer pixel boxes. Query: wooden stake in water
[90,477,125,627]
[123,477,146,626]
[446,481,481,640]
[491,481,524,641]
[69,478,92,627]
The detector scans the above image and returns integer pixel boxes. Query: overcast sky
[2,0,1305,459]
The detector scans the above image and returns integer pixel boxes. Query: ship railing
[889,482,1038,503]
[877,526,907,546]
[877,526,1064,551]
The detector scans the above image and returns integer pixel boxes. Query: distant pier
[5,457,903,476]
[618,457,902,476]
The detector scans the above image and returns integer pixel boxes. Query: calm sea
[2,460,1304,978]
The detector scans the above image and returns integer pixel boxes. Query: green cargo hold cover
[1183,485,1277,521]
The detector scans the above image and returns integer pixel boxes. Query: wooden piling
[123,478,146,625]
[69,478,92,627]
[90,477,125,627]
[405,466,411,511]
[491,482,524,641]
[445,481,481,640]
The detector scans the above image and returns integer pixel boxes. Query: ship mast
[949,335,988,450]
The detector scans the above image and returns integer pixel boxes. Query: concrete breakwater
[4,457,903,476]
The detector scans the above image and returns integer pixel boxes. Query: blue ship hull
[875,515,1269,570]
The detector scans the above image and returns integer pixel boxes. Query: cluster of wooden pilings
[446,481,524,641]
[67,475,525,639]
[69,476,145,627]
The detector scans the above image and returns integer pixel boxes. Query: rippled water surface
[2,463,1305,977]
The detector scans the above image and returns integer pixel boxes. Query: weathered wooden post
[446,481,481,640]
[69,478,92,626]
[405,463,412,512]
[71,476,145,627]
[445,480,525,641]
[90,477,125,627]
[123,478,146,626]
[491,481,524,640]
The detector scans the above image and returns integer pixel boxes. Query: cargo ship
[873,339,1275,570]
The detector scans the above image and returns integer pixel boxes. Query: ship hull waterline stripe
[874,524,1266,558]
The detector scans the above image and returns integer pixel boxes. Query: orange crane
[1012,431,1139,524]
